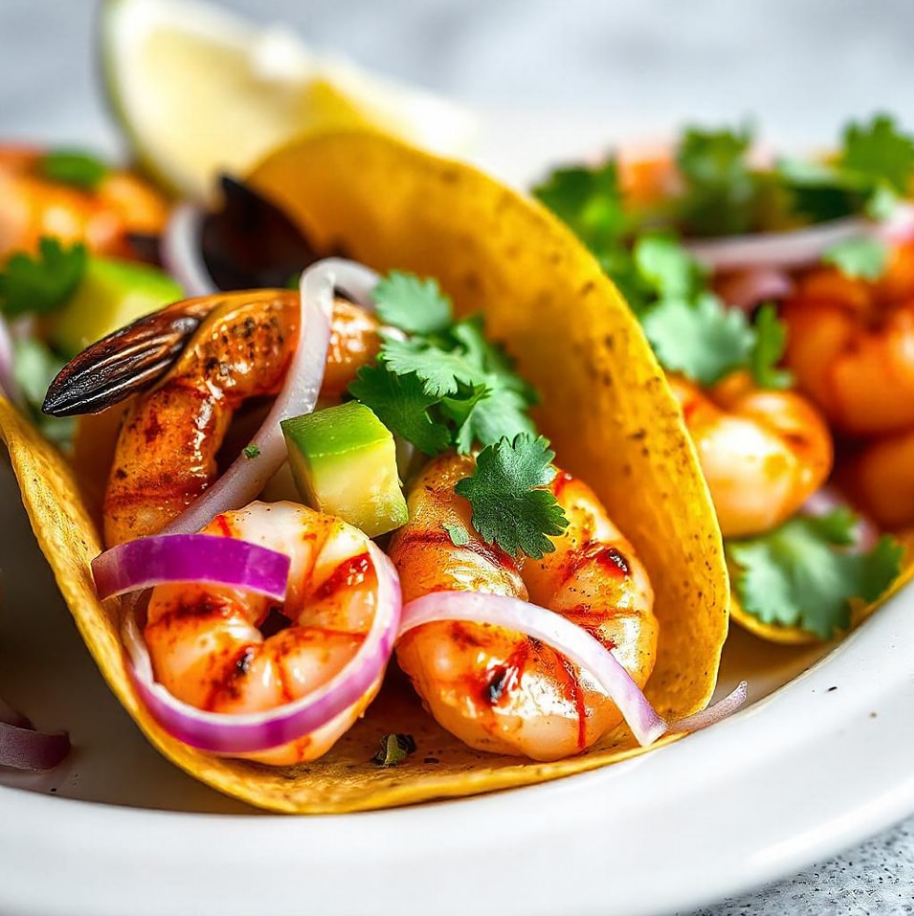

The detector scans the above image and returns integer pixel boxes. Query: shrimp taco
[0,131,732,812]
[532,117,914,646]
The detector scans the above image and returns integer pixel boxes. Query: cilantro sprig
[778,115,914,224]
[0,238,87,318]
[534,161,792,388]
[349,274,536,455]
[349,272,566,558]
[455,435,569,559]
[675,124,768,237]
[726,508,903,640]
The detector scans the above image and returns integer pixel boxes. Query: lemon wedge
[101,0,477,200]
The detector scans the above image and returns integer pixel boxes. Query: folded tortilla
[0,131,729,813]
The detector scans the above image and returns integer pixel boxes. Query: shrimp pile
[100,291,379,546]
[782,239,914,528]
[0,146,168,260]
[144,501,382,765]
[390,453,657,761]
[667,373,833,538]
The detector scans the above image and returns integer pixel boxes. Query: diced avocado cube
[50,256,183,357]
[281,402,409,538]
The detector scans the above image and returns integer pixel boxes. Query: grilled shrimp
[669,373,833,538]
[839,430,914,530]
[782,240,914,436]
[389,453,657,761]
[145,501,383,765]
[0,146,168,260]
[101,290,379,546]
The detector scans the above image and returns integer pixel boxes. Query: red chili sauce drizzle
[314,552,371,600]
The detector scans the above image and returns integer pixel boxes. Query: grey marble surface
[2,1,914,914]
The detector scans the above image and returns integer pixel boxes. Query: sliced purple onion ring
[92,534,291,602]
[161,260,379,536]
[398,592,747,746]
[0,698,70,770]
[160,203,215,297]
[716,266,794,312]
[687,203,914,272]
[121,542,401,754]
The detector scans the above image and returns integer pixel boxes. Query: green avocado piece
[281,401,409,538]
[49,256,183,357]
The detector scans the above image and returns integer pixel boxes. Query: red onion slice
[715,267,795,312]
[0,697,30,729]
[687,204,914,272]
[122,542,401,754]
[0,721,70,771]
[687,218,868,272]
[398,592,748,746]
[92,534,291,602]
[0,698,69,771]
[160,203,214,297]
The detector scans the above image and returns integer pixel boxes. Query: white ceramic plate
[2,115,914,916]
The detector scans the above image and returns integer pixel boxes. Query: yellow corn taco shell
[0,131,728,813]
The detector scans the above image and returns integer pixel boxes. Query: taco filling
[532,115,913,643]
[0,132,730,810]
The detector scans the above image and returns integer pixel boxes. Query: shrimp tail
[42,302,210,417]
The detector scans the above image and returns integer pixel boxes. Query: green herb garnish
[641,293,755,386]
[455,435,569,559]
[39,149,109,191]
[532,159,629,252]
[675,125,762,237]
[350,273,536,454]
[0,238,87,318]
[373,271,453,335]
[822,236,890,280]
[243,443,261,459]
[350,273,571,559]
[726,509,903,640]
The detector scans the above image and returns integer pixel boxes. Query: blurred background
[3,0,914,178]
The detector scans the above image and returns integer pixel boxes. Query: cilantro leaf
[822,236,889,280]
[633,233,704,299]
[455,435,568,559]
[380,334,476,397]
[840,114,914,195]
[372,271,453,335]
[726,509,903,640]
[0,238,87,318]
[351,272,540,458]
[676,125,760,236]
[348,364,451,456]
[777,116,914,224]
[532,159,628,251]
[641,293,755,386]
[750,303,792,389]
[444,385,536,454]
[39,149,109,191]
[243,443,261,459]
